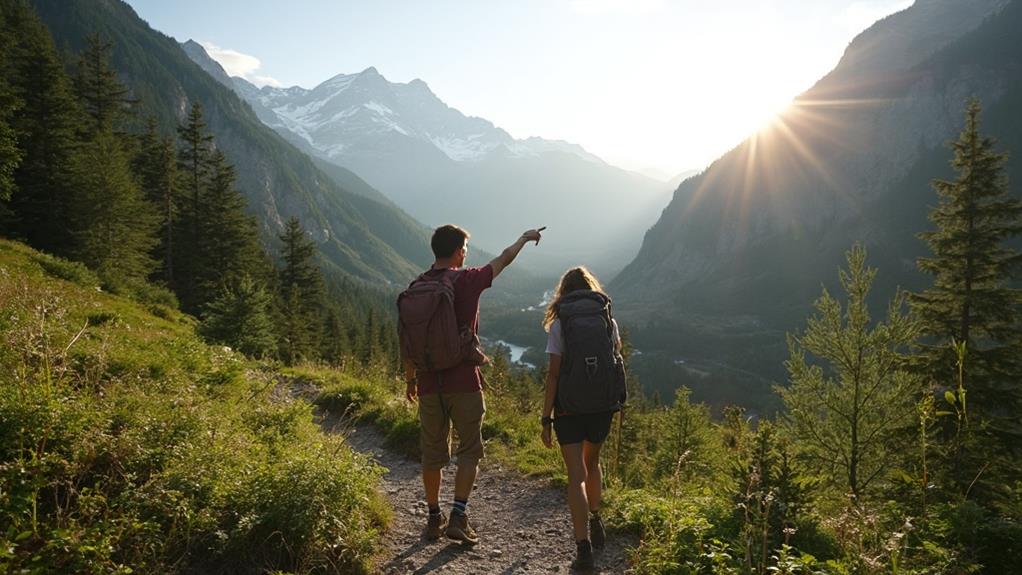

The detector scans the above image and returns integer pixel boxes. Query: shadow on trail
[318,412,635,574]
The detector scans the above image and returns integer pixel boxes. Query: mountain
[199,60,667,275]
[29,0,433,286]
[614,0,1021,382]
[665,168,701,191]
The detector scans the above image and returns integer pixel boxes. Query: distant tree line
[0,0,398,368]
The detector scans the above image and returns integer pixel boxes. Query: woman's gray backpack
[556,290,627,414]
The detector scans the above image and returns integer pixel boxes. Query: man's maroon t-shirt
[415,264,494,395]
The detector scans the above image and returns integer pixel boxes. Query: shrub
[0,242,386,574]
[32,251,99,287]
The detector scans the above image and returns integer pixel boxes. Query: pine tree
[174,102,213,310]
[280,286,311,366]
[654,387,718,484]
[734,421,805,573]
[910,99,1022,500]
[69,130,157,290]
[277,216,325,364]
[72,33,133,137]
[0,20,22,204]
[360,307,381,365]
[199,275,276,358]
[134,118,178,285]
[321,306,349,365]
[2,0,80,253]
[194,148,263,306]
[779,245,921,500]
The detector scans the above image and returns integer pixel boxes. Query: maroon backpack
[397,270,486,373]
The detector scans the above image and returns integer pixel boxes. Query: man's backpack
[397,269,485,373]
[556,290,627,414]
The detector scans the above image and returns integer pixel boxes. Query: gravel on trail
[330,420,636,575]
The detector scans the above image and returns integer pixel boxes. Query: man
[404,224,544,544]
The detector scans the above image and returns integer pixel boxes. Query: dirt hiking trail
[333,421,636,574]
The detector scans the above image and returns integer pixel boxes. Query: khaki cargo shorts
[418,390,486,471]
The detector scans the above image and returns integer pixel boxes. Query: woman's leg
[582,440,603,513]
[560,442,590,541]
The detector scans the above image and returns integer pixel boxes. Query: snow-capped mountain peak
[227,61,599,164]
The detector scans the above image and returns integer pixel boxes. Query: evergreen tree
[321,306,349,365]
[654,387,718,484]
[134,118,178,286]
[277,216,325,364]
[69,130,157,289]
[194,148,263,306]
[174,102,213,310]
[72,33,133,137]
[0,21,22,204]
[199,275,276,358]
[360,307,382,365]
[2,0,80,253]
[280,286,312,366]
[779,245,921,500]
[910,99,1022,501]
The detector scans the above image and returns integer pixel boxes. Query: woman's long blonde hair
[543,266,607,330]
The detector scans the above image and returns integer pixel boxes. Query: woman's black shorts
[553,411,615,445]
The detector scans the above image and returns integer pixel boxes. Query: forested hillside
[614,0,1022,407]
[27,0,433,285]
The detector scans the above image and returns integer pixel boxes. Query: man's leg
[424,467,443,508]
[453,460,477,501]
[446,391,485,543]
[419,393,452,539]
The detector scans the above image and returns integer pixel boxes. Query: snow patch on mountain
[429,133,502,161]
[230,66,601,164]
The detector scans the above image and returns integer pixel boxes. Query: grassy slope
[0,239,387,574]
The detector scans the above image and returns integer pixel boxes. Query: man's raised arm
[489,227,544,279]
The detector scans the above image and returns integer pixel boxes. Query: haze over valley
[5,1,1022,572]
[130,0,1022,410]
[10,0,1022,411]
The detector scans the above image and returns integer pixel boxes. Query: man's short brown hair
[431,224,470,258]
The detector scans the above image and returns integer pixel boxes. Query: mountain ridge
[185,45,669,274]
[612,0,1021,382]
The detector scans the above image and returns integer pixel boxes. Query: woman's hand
[541,424,553,448]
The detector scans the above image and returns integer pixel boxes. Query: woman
[540,266,624,570]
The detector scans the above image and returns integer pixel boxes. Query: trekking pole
[613,408,623,484]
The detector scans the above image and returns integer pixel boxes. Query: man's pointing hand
[522,226,546,245]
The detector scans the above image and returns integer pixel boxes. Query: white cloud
[199,41,281,87]
[840,0,913,35]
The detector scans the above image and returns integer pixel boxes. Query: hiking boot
[425,511,448,541]
[589,513,606,549]
[445,512,479,544]
[572,539,595,571]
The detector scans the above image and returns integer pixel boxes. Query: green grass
[298,364,567,482]
[0,239,387,574]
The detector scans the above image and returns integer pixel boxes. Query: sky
[125,0,913,180]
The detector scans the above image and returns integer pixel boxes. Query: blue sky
[125,0,913,179]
